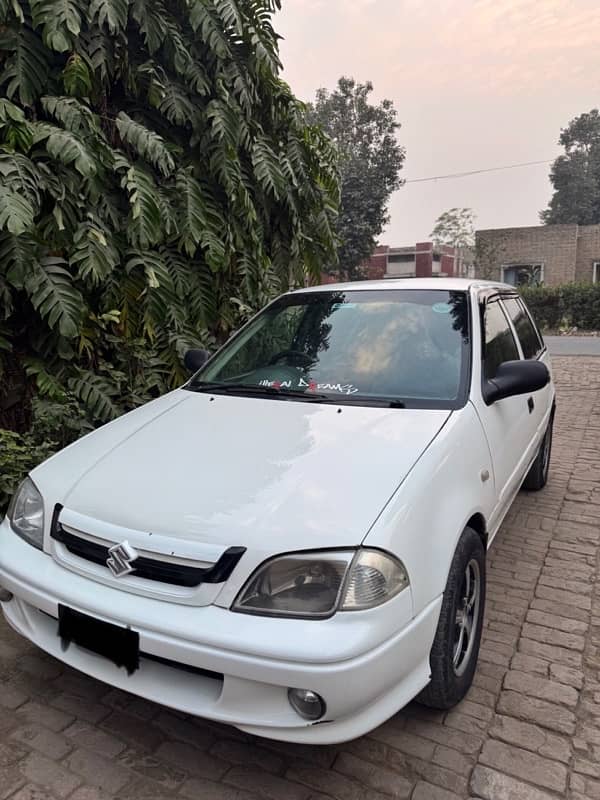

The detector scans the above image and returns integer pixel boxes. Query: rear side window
[503,297,543,359]
[483,300,519,380]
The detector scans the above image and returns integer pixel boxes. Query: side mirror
[183,349,210,373]
[483,360,549,405]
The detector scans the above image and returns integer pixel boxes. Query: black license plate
[58,605,140,675]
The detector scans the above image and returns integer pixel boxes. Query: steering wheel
[268,349,313,367]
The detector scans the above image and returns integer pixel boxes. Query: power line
[404,158,555,184]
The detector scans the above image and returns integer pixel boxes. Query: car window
[192,289,471,409]
[502,297,544,359]
[215,305,305,379]
[483,300,519,380]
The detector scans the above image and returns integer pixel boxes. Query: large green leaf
[41,96,98,135]
[176,168,206,258]
[82,26,116,86]
[88,0,129,34]
[0,187,35,234]
[252,137,284,199]
[32,122,96,176]
[70,221,120,285]
[0,232,38,287]
[0,154,42,208]
[158,81,196,127]
[115,113,176,176]
[188,0,231,60]
[30,0,83,52]
[0,24,49,107]
[24,358,67,400]
[24,256,84,338]
[61,53,93,97]
[68,369,121,422]
[131,0,166,54]
[176,168,226,266]
[0,97,33,151]
[0,0,24,22]
[120,162,163,248]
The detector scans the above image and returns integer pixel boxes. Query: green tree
[541,109,600,225]
[0,0,339,442]
[430,207,475,248]
[309,77,404,280]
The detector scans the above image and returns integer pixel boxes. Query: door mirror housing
[483,360,549,405]
[183,349,211,373]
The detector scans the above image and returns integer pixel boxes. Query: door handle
[527,396,534,413]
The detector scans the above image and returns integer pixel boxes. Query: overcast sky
[276,0,600,244]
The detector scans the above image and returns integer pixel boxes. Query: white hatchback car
[0,278,554,744]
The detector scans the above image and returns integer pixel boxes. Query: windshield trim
[185,288,473,411]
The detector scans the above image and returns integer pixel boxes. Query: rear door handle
[527,397,534,413]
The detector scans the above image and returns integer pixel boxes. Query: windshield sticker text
[259,378,360,395]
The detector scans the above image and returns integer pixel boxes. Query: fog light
[288,688,326,721]
[0,587,13,602]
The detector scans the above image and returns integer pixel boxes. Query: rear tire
[418,526,486,710]
[522,415,553,491]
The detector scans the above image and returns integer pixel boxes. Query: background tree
[0,0,339,485]
[541,109,600,225]
[430,207,476,248]
[309,77,404,280]
[473,237,503,281]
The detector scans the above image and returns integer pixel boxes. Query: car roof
[292,277,515,294]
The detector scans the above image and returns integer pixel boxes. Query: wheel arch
[466,512,488,549]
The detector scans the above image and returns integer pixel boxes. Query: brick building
[361,242,472,280]
[475,223,600,286]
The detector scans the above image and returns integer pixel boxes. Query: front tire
[418,526,486,710]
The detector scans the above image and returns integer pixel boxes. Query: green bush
[520,283,600,330]
[0,427,56,513]
[0,394,92,513]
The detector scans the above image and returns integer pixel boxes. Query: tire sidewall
[430,527,486,705]
[541,418,553,483]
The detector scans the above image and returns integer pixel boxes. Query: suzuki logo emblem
[106,540,138,578]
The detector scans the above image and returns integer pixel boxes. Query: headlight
[233,548,409,618]
[7,477,44,550]
[342,549,410,610]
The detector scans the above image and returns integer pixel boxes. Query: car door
[472,295,536,533]
[501,294,554,445]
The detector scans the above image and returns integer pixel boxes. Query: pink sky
[276,0,600,243]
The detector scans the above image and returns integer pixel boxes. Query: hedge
[519,284,600,331]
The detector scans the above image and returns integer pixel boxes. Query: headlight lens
[340,549,409,610]
[233,548,409,618]
[233,551,354,618]
[7,477,44,550]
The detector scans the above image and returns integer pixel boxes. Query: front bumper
[0,521,441,744]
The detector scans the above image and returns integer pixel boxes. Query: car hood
[34,390,450,552]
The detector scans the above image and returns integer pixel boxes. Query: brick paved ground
[0,355,599,800]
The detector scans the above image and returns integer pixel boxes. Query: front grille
[51,506,245,588]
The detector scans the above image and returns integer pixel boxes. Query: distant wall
[475,224,580,286]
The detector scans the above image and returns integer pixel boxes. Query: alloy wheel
[453,559,481,676]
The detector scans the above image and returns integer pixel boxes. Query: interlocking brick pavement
[1,355,599,799]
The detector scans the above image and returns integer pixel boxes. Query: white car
[0,278,554,744]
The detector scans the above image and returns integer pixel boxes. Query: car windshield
[188,289,471,409]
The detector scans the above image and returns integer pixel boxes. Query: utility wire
[404,158,555,184]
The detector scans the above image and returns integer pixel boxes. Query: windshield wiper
[188,383,407,407]
[188,382,331,402]
[333,395,406,408]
